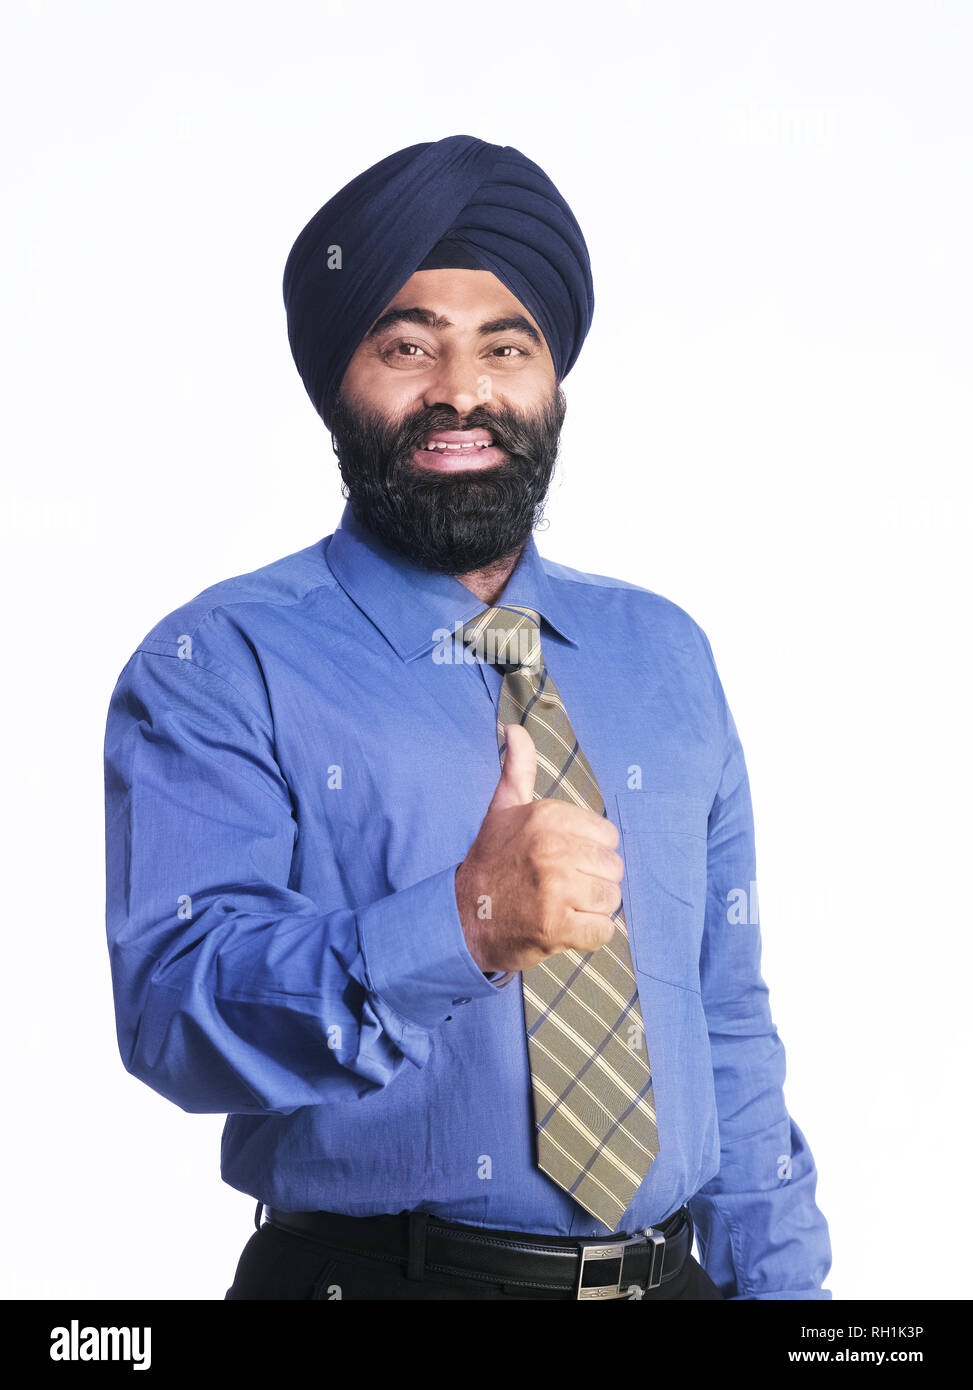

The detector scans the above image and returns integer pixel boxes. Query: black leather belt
[262,1203,693,1300]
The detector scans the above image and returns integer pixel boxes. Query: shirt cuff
[357,863,507,1030]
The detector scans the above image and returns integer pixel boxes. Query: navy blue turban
[282,134,594,430]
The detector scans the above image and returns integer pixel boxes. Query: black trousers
[224,1217,726,1301]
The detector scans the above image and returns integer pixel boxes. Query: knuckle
[534,829,566,862]
[535,915,563,956]
[603,880,623,912]
[605,850,625,880]
[585,922,610,952]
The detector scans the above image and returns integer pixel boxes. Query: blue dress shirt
[104,502,832,1299]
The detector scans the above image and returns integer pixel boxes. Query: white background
[1,0,970,1301]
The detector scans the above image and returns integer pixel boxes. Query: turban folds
[282,135,594,430]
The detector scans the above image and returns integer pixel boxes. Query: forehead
[374,268,542,332]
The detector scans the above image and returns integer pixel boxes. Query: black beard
[328,387,566,574]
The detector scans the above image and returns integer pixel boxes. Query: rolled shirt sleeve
[687,629,833,1299]
[104,642,499,1118]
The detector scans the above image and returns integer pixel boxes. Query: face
[331,269,566,574]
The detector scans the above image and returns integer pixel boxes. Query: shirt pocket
[614,790,710,992]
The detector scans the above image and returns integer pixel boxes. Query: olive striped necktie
[463,604,659,1230]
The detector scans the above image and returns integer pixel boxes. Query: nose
[421,355,485,418]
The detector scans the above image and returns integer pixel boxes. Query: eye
[488,344,532,360]
[379,339,433,364]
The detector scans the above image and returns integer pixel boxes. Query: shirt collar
[325,502,579,662]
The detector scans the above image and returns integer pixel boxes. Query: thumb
[488,723,537,812]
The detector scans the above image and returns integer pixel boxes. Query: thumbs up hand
[455,724,624,975]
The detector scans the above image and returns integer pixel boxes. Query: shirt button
[451,997,472,1006]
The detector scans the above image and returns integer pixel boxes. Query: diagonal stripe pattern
[463,604,659,1229]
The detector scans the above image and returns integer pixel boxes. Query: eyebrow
[365,305,542,347]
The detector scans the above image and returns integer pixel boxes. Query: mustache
[331,395,564,477]
[401,401,542,454]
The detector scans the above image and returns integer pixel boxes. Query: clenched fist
[455,723,624,975]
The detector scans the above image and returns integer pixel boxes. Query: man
[104,134,831,1301]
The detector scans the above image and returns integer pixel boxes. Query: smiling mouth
[413,428,506,471]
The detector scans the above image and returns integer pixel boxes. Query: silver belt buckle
[575,1228,666,1300]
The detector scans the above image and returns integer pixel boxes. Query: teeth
[422,438,493,451]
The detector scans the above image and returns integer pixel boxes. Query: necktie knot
[462,605,543,671]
